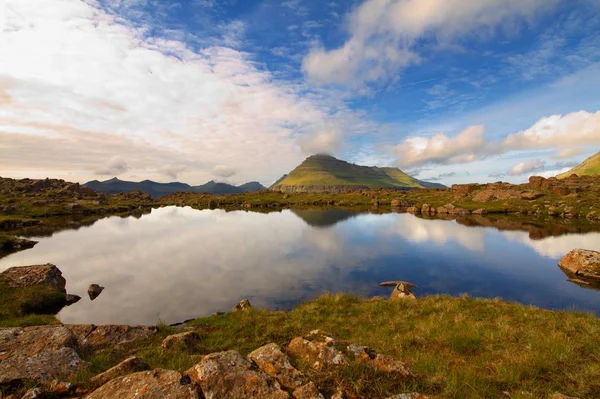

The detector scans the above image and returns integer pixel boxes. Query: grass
[0,279,62,327]
[558,151,600,178]
[69,294,600,399]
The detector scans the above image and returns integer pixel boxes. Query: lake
[1,206,599,325]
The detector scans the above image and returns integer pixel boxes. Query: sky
[1,0,600,186]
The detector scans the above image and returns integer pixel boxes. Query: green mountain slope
[271,154,445,192]
[557,152,600,178]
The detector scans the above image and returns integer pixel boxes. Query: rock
[391,199,401,207]
[86,369,199,399]
[47,380,75,396]
[293,382,324,399]
[185,350,289,399]
[452,184,479,198]
[436,206,449,214]
[65,294,81,306]
[162,331,200,352]
[521,191,544,200]
[21,388,43,399]
[386,394,429,399]
[379,281,417,300]
[232,298,252,312]
[450,207,469,215]
[558,249,600,281]
[549,393,580,399]
[346,344,412,377]
[586,210,598,220]
[472,208,488,215]
[90,357,151,388]
[287,337,347,371]
[67,324,159,351]
[248,343,307,389]
[406,206,419,214]
[528,176,546,188]
[0,264,66,291]
[421,204,431,214]
[0,325,87,385]
[87,284,104,300]
[242,202,252,209]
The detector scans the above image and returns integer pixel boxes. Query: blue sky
[0,0,599,185]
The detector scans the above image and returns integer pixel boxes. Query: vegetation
[0,279,61,327]
[71,294,599,398]
[558,151,600,178]
[271,154,444,190]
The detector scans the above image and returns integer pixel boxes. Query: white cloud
[0,0,370,185]
[553,148,584,159]
[391,110,600,168]
[507,159,545,176]
[298,128,342,154]
[159,164,187,179]
[211,165,236,178]
[302,0,558,87]
[95,156,129,176]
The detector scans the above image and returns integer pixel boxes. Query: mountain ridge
[271,154,445,192]
[84,178,266,198]
[557,151,600,178]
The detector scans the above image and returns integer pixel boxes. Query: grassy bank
[73,294,599,398]
[0,279,62,327]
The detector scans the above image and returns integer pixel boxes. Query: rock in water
[558,249,600,282]
[65,294,81,306]
[88,284,104,300]
[86,369,199,399]
[185,350,289,399]
[0,264,66,291]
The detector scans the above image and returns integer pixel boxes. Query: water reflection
[1,207,599,325]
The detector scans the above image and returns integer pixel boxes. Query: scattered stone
[21,388,43,399]
[406,206,419,214]
[287,337,347,371]
[521,191,544,200]
[67,324,159,351]
[47,380,75,396]
[248,343,308,389]
[379,281,417,300]
[549,393,580,399]
[421,204,431,214]
[86,369,199,399]
[162,331,200,352]
[472,208,488,215]
[436,206,449,214]
[0,264,66,291]
[232,298,252,312]
[558,249,600,281]
[391,199,401,207]
[87,284,104,300]
[0,325,88,385]
[186,350,289,399]
[346,344,412,377]
[528,176,546,188]
[293,382,324,399]
[90,357,151,388]
[452,184,479,198]
[385,394,429,399]
[65,294,81,306]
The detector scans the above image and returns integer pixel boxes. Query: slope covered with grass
[558,151,600,178]
[272,154,444,190]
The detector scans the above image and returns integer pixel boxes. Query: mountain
[270,154,445,192]
[84,178,266,198]
[269,174,288,189]
[557,151,600,178]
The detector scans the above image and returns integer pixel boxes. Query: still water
[1,206,599,325]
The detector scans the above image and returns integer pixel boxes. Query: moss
[0,279,64,327]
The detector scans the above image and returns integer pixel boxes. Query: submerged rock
[65,294,81,306]
[185,350,289,399]
[87,284,104,300]
[90,357,151,388]
[86,369,199,399]
[0,264,66,291]
[558,249,600,282]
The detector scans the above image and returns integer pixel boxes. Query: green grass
[558,151,600,178]
[70,294,600,399]
[0,279,63,327]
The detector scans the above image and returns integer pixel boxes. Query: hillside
[557,151,600,178]
[84,178,266,198]
[271,154,445,192]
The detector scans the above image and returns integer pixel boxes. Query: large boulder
[162,331,201,352]
[185,350,289,399]
[86,369,199,399]
[0,264,66,291]
[0,325,88,385]
[90,357,151,388]
[558,249,600,281]
[248,343,308,389]
[66,325,159,351]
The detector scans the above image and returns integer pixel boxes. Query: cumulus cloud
[95,156,128,176]
[302,0,558,87]
[0,0,373,185]
[159,165,187,180]
[392,110,600,168]
[507,159,545,176]
[211,165,237,178]
[298,128,342,154]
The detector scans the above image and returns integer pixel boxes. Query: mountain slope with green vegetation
[271,154,445,192]
[557,151,600,178]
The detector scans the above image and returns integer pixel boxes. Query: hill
[557,151,600,178]
[84,178,266,198]
[271,154,445,192]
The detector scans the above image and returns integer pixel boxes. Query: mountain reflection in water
[1,207,599,325]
